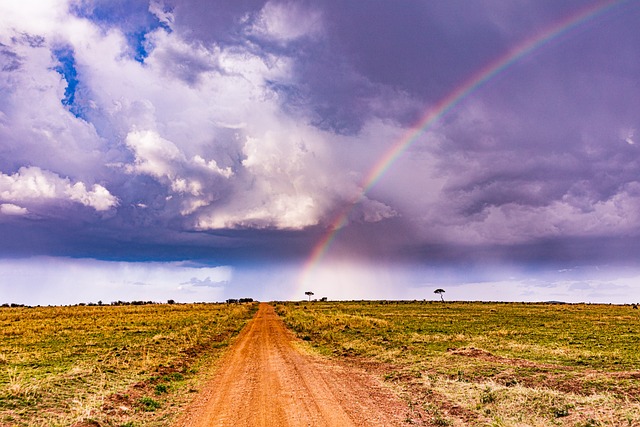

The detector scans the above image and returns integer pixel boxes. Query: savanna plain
[1,300,640,426]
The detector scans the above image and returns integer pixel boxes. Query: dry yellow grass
[0,302,257,427]
[276,301,640,426]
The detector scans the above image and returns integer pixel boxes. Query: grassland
[275,301,640,426]
[0,302,257,427]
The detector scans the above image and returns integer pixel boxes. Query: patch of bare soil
[174,303,410,427]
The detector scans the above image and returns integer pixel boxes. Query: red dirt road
[174,303,408,426]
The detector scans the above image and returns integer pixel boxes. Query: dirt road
[174,303,408,427]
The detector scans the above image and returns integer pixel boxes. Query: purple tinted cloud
[0,0,639,285]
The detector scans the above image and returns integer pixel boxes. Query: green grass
[276,301,640,426]
[0,302,257,427]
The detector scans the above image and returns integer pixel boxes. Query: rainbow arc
[298,0,630,288]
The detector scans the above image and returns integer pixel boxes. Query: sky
[2,0,640,305]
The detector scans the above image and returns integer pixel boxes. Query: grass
[275,300,640,426]
[0,302,257,427]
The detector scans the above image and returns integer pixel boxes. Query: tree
[305,291,314,301]
[434,288,445,302]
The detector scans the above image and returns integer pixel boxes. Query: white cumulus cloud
[0,166,118,211]
[0,203,28,216]
[0,0,403,233]
[250,1,323,42]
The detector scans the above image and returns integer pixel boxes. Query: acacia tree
[434,288,445,302]
[305,291,314,301]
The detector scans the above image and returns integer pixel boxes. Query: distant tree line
[1,300,179,308]
[4,299,640,308]
[226,298,254,304]
[1,299,257,308]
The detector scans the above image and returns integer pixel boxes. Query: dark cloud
[2,0,640,303]
[321,1,508,100]
[0,43,22,72]
[171,0,268,45]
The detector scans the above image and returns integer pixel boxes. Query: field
[3,300,640,427]
[0,303,257,427]
[275,301,640,426]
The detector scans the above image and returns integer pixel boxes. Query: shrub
[139,396,161,411]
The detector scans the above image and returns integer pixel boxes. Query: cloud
[130,281,151,286]
[2,0,640,303]
[124,129,233,190]
[249,1,323,43]
[0,0,412,238]
[148,0,174,29]
[0,43,22,71]
[145,29,220,85]
[0,203,28,216]
[0,0,69,36]
[0,257,232,305]
[180,276,227,287]
[0,166,118,212]
[359,199,397,223]
[622,127,636,145]
[125,129,187,180]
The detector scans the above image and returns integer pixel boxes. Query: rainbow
[298,0,629,288]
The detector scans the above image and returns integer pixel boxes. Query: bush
[138,396,161,411]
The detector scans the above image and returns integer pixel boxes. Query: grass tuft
[138,396,161,411]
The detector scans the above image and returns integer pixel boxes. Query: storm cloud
[1,0,640,303]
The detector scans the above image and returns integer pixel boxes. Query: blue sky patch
[70,0,170,63]
[129,31,151,63]
[52,46,84,118]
